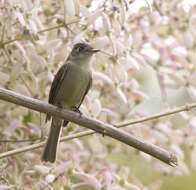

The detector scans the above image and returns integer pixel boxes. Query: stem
[115,104,194,127]
[2,19,80,46]
[0,131,94,159]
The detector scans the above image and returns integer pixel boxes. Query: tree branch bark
[0,87,177,166]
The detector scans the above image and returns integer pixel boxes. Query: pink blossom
[64,0,75,17]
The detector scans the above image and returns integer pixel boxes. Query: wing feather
[46,63,69,122]
[49,64,69,104]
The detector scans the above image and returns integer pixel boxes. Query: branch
[0,130,94,159]
[37,24,64,34]
[115,104,195,127]
[2,19,80,46]
[0,138,43,143]
[1,101,195,159]
[0,88,177,166]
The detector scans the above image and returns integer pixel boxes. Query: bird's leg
[64,106,81,127]
[63,120,69,126]
[74,106,82,116]
[57,102,63,109]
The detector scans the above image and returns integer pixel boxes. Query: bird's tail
[42,117,62,163]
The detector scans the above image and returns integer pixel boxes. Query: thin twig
[99,50,113,57]
[37,24,65,34]
[0,138,43,143]
[0,130,94,159]
[2,38,19,46]
[2,47,12,63]
[66,19,81,25]
[2,19,80,46]
[1,23,6,42]
[0,87,177,166]
[19,75,35,97]
[114,104,193,127]
[63,0,66,24]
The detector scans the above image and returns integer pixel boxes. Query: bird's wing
[48,63,69,104]
[46,63,69,122]
[48,63,69,105]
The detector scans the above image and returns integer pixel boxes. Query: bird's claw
[74,107,82,116]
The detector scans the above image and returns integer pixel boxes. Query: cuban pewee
[42,43,99,162]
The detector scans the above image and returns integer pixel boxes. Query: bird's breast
[55,64,91,109]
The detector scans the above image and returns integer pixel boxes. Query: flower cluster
[0,0,196,189]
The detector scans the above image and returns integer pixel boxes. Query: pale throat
[71,54,93,69]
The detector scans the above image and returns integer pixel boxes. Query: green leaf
[43,7,52,16]
[23,111,33,124]
[32,34,39,41]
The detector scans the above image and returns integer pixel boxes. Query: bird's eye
[77,46,84,52]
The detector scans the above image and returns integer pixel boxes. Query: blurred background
[0,0,196,189]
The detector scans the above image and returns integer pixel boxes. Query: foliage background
[0,0,196,189]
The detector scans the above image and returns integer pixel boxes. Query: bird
[42,43,99,162]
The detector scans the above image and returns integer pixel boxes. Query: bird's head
[69,43,99,65]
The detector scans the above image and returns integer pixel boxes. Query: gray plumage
[42,43,99,162]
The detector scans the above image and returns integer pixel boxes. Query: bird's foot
[74,107,82,116]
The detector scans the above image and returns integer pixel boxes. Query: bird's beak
[91,49,100,53]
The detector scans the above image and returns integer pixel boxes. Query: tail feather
[42,117,62,163]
